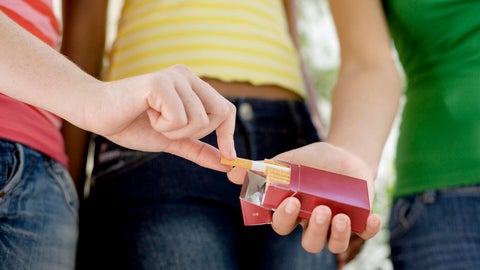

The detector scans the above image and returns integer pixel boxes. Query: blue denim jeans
[77,98,336,270]
[0,140,79,270]
[389,185,480,270]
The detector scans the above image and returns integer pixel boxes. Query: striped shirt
[0,0,67,166]
[106,0,306,97]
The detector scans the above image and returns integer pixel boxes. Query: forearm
[326,0,402,176]
[327,65,401,175]
[0,11,238,172]
[0,12,99,128]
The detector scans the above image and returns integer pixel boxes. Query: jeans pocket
[388,195,425,241]
[47,160,79,219]
[0,145,27,205]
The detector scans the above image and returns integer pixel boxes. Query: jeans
[389,185,480,270]
[0,140,79,270]
[77,98,336,270]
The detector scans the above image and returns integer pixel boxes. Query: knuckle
[170,64,192,75]
[328,241,349,254]
[271,215,291,236]
[200,115,210,127]
[303,242,324,254]
[271,223,289,236]
[176,115,189,127]
[327,232,350,253]
[149,73,170,89]
[228,102,237,114]
[216,101,236,117]
[191,115,210,131]
[197,111,210,123]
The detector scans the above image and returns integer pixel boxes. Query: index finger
[164,138,232,172]
[214,105,236,159]
[190,76,237,159]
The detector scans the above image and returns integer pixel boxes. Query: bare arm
[0,12,236,171]
[0,12,100,123]
[229,0,402,255]
[280,0,401,253]
[327,0,401,173]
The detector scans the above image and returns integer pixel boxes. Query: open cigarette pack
[221,157,371,233]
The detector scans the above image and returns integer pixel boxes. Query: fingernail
[315,210,328,225]
[285,200,297,214]
[370,217,380,228]
[335,220,347,232]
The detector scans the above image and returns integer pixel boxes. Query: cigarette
[220,157,291,184]
[220,157,289,173]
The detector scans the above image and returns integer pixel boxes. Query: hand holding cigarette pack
[221,157,371,233]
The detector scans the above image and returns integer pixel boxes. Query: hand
[227,142,381,253]
[271,142,381,253]
[0,15,235,171]
[82,65,236,171]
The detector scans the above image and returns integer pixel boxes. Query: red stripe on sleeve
[22,0,60,34]
[0,7,55,47]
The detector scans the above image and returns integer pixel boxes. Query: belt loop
[421,190,436,204]
[238,99,254,121]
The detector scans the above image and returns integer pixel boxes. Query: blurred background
[53,0,402,269]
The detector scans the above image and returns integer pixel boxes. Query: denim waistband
[228,97,308,116]
[419,184,480,203]
[227,97,311,128]
[0,138,61,168]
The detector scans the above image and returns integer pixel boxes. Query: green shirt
[383,0,480,198]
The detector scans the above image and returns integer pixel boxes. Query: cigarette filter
[220,157,291,184]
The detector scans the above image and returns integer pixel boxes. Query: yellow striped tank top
[106,0,305,96]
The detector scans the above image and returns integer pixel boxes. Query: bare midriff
[203,77,302,100]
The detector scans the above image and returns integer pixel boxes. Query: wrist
[64,78,106,132]
[324,138,379,180]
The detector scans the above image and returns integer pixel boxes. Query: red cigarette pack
[239,162,370,233]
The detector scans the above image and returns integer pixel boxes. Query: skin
[0,12,237,172]
[61,0,393,266]
[279,0,402,257]
[229,0,402,261]
[59,0,323,183]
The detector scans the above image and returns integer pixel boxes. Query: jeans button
[239,102,254,121]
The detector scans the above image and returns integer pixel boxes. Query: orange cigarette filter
[220,157,291,184]
[220,157,253,170]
